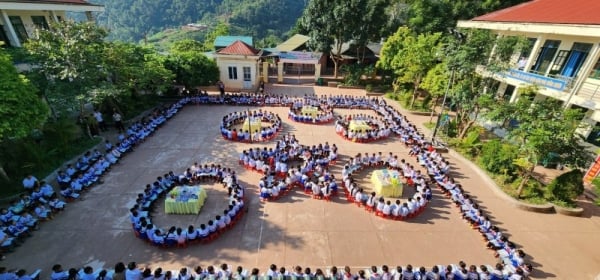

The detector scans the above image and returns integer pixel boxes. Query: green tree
[421,61,449,119]
[300,0,365,77]
[24,20,108,114]
[545,169,584,204]
[351,0,390,62]
[103,42,174,95]
[377,27,442,108]
[0,49,49,180]
[165,51,219,88]
[203,22,230,51]
[486,86,592,197]
[170,39,205,53]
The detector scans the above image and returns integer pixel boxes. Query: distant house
[0,0,104,47]
[214,35,253,51]
[276,34,310,52]
[214,40,262,90]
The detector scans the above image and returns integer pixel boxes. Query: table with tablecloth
[349,120,371,133]
[241,118,262,133]
[371,169,403,198]
[165,186,207,214]
[301,106,319,118]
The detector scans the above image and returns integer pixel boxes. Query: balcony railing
[578,81,600,100]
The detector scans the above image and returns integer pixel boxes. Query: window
[8,16,28,43]
[0,25,11,47]
[590,57,600,79]
[228,66,238,80]
[560,42,592,78]
[31,16,49,30]
[243,66,251,81]
[531,39,561,74]
[550,50,569,73]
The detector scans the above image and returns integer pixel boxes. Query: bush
[545,169,584,203]
[479,139,519,177]
[592,178,600,206]
[509,177,545,203]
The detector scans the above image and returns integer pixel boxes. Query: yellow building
[0,0,104,47]
[458,0,600,142]
[214,40,262,91]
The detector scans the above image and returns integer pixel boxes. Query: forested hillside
[89,0,307,43]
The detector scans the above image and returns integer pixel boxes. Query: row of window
[528,39,593,79]
[227,66,252,81]
[1,15,51,46]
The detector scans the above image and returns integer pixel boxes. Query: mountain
[89,0,307,44]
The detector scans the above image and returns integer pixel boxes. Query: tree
[486,86,592,197]
[102,42,174,95]
[24,20,108,114]
[351,0,390,62]
[0,49,49,180]
[300,0,364,77]
[165,50,219,88]
[377,27,442,108]
[203,22,230,51]
[170,39,205,53]
[421,61,449,120]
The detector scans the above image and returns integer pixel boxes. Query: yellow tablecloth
[242,118,262,133]
[349,120,371,133]
[301,106,319,118]
[371,170,403,198]
[165,186,207,214]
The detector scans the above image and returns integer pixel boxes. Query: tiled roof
[473,0,600,25]
[0,0,97,5]
[214,36,253,49]
[217,40,260,56]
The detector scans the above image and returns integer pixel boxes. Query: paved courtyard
[4,85,600,279]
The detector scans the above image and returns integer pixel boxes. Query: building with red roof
[214,40,264,90]
[0,0,104,47]
[458,0,600,142]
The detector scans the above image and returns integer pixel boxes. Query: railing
[578,81,600,100]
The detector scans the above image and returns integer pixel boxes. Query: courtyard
[3,85,600,279]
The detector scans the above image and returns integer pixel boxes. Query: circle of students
[342,152,432,221]
[287,97,335,124]
[220,110,282,142]
[130,165,246,248]
[6,92,531,279]
[335,114,393,143]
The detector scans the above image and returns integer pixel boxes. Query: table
[242,118,262,133]
[301,106,319,118]
[165,186,207,214]
[349,120,371,133]
[371,169,403,198]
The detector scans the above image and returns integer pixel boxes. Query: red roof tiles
[217,40,260,56]
[473,0,600,25]
[0,0,95,5]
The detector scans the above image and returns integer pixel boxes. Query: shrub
[592,177,600,206]
[479,139,519,177]
[545,169,584,203]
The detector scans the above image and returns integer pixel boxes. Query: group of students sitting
[130,166,246,247]
[43,259,531,280]
[403,140,533,278]
[57,100,186,201]
[2,100,189,257]
[341,152,432,220]
[287,98,335,124]
[238,134,339,202]
[220,110,282,142]
[335,115,393,143]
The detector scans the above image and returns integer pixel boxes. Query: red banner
[583,154,600,184]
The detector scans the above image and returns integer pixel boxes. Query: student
[51,265,69,280]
